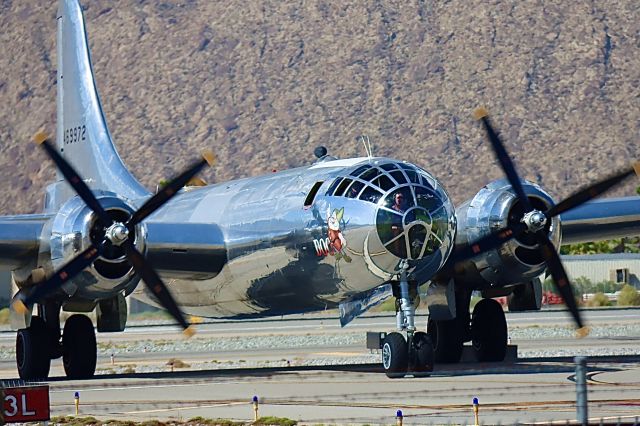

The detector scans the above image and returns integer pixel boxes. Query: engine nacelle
[455,178,560,287]
[47,191,144,300]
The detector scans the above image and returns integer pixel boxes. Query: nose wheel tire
[411,331,434,376]
[382,332,408,378]
[471,298,508,362]
[410,331,434,377]
[16,316,51,379]
[63,314,97,379]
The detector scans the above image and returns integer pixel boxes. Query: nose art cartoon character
[327,207,352,263]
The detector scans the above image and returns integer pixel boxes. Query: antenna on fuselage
[359,135,373,160]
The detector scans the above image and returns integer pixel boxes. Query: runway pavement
[1,308,639,424]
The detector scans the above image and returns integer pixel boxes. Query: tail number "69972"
[64,125,86,145]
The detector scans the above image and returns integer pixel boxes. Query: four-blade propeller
[13,131,215,337]
[450,108,639,335]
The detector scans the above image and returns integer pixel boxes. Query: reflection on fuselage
[138,157,456,318]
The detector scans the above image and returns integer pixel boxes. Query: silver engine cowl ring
[50,191,145,298]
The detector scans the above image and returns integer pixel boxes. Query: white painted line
[122,401,246,415]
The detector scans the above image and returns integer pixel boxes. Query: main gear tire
[471,298,508,362]
[16,316,51,379]
[427,317,464,363]
[62,314,97,379]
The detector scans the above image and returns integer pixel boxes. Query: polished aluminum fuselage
[141,162,367,317]
[132,156,457,318]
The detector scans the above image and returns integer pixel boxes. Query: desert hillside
[0,1,638,214]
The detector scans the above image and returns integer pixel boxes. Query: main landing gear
[381,261,434,378]
[16,303,97,380]
[426,292,508,364]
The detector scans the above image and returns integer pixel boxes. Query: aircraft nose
[375,186,450,261]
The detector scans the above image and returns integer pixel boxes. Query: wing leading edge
[0,214,51,271]
[560,196,640,244]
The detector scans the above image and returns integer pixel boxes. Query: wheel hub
[382,343,392,369]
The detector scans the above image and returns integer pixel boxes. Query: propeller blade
[449,222,528,264]
[545,163,640,218]
[123,240,195,337]
[473,109,533,212]
[127,151,215,227]
[535,230,588,335]
[12,244,103,314]
[34,131,113,227]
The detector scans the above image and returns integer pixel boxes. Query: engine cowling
[455,178,560,287]
[47,191,144,299]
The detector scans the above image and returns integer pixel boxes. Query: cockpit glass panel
[382,186,415,212]
[360,168,379,181]
[326,178,342,196]
[345,180,365,198]
[398,163,414,170]
[404,169,420,184]
[350,165,371,177]
[360,186,383,204]
[419,172,436,190]
[414,186,441,210]
[380,163,398,171]
[408,225,428,259]
[372,174,394,191]
[390,235,408,258]
[390,170,407,185]
[376,209,406,258]
[334,178,352,196]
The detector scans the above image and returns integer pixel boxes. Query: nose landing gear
[381,261,434,378]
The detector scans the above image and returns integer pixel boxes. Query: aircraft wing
[0,214,51,270]
[560,196,640,244]
[144,221,227,280]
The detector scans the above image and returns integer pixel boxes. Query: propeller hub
[104,222,129,246]
[521,210,547,233]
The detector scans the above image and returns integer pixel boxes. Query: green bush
[254,417,298,426]
[586,292,611,307]
[372,298,396,312]
[618,285,640,306]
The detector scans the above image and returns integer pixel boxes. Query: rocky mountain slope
[0,1,638,214]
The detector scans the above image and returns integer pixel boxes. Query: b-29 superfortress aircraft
[3,0,639,380]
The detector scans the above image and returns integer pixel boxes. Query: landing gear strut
[382,261,434,378]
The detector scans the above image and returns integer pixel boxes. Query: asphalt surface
[1,308,639,424]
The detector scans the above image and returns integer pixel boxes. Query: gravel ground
[3,322,640,374]
[97,323,640,375]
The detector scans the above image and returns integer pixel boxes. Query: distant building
[562,253,640,287]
